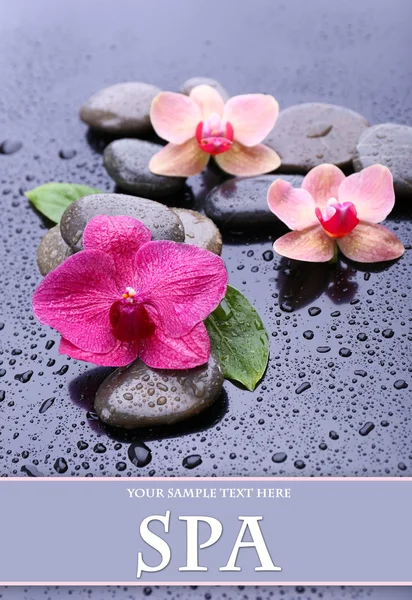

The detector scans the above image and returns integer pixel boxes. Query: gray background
[1,480,411,584]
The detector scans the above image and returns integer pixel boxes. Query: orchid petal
[33,251,119,353]
[140,322,210,369]
[150,92,201,143]
[214,142,281,176]
[223,94,279,146]
[190,85,225,119]
[302,164,346,209]
[149,139,209,177]
[59,337,139,367]
[337,222,404,263]
[135,240,228,338]
[338,165,395,223]
[273,227,336,262]
[83,215,152,284]
[267,179,318,230]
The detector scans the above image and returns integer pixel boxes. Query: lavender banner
[1,478,411,585]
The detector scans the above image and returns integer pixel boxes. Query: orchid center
[122,286,137,304]
[196,113,234,156]
[109,289,154,343]
[315,198,359,239]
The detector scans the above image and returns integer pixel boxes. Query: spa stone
[94,355,224,429]
[179,77,229,100]
[37,225,74,276]
[172,208,222,255]
[353,123,412,199]
[60,193,185,251]
[80,82,161,135]
[103,138,186,199]
[204,174,304,229]
[266,103,369,173]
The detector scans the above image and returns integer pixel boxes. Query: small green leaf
[205,285,269,391]
[25,182,102,223]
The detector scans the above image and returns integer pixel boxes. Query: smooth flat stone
[353,123,412,199]
[60,193,185,251]
[179,77,229,100]
[266,103,369,173]
[172,208,222,255]
[80,82,161,135]
[103,138,186,199]
[204,174,304,229]
[94,356,224,429]
[37,225,74,276]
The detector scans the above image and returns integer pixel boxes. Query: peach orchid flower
[267,164,404,263]
[149,84,280,177]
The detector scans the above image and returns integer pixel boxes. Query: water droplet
[0,139,22,155]
[294,460,306,470]
[128,441,152,467]
[54,457,68,474]
[272,452,287,463]
[317,346,330,353]
[59,149,76,159]
[182,454,202,469]
[394,380,408,390]
[93,443,107,454]
[39,397,55,414]
[14,370,33,383]
[295,382,311,394]
[359,422,375,436]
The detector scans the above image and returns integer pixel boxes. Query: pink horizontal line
[2,582,412,586]
[1,477,411,482]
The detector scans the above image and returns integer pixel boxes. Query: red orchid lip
[195,119,234,155]
[32,215,228,369]
[315,201,359,239]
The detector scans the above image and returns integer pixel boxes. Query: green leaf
[25,182,102,223]
[205,285,269,391]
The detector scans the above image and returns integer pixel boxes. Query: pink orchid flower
[267,164,404,263]
[33,215,228,369]
[149,84,281,177]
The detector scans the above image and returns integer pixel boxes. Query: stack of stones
[36,187,224,430]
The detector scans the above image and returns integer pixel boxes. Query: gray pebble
[204,174,304,230]
[353,123,412,199]
[37,225,74,276]
[172,208,222,255]
[80,82,161,135]
[103,138,186,199]
[60,193,185,251]
[179,77,229,100]
[94,355,224,429]
[266,103,369,173]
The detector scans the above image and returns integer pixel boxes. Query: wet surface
[0,0,411,596]
[0,0,411,478]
